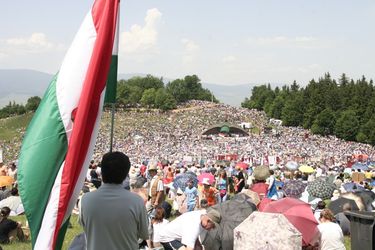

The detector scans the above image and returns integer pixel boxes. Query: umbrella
[241,189,260,205]
[286,161,299,171]
[263,197,319,246]
[172,172,198,191]
[352,162,369,171]
[253,165,270,181]
[283,180,306,198]
[234,212,302,250]
[328,197,360,215]
[161,159,169,166]
[343,182,365,192]
[198,172,215,185]
[0,176,14,187]
[200,193,257,250]
[353,190,375,211]
[307,178,336,200]
[341,193,366,211]
[235,162,249,170]
[257,197,273,212]
[298,164,314,174]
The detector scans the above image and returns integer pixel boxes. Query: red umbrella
[257,197,273,211]
[198,172,215,185]
[263,197,319,246]
[236,162,249,169]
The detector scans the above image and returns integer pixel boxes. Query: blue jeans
[187,203,195,212]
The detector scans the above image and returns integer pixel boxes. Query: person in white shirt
[317,208,345,250]
[159,209,221,250]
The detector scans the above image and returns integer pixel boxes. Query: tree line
[241,73,375,145]
[0,74,217,119]
[0,96,41,119]
[116,74,218,110]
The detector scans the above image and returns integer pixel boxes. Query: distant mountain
[0,70,264,108]
[0,69,52,107]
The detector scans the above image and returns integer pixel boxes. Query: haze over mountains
[0,69,270,108]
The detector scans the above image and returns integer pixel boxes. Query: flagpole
[110,103,115,152]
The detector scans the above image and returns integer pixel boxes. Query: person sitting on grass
[0,206,25,244]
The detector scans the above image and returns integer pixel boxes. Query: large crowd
[1,100,375,249]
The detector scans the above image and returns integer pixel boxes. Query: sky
[0,0,374,86]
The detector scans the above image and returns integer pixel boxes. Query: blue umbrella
[343,182,365,192]
[352,162,369,171]
[173,172,198,191]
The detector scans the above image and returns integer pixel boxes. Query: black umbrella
[283,180,306,198]
[200,193,257,250]
[307,178,336,200]
[328,197,359,215]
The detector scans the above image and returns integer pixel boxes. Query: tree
[154,89,177,111]
[334,109,359,141]
[140,88,156,108]
[25,96,41,112]
[357,116,375,145]
[311,108,336,136]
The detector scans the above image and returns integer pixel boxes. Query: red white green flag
[17,0,120,249]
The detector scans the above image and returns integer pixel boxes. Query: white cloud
[181,38,200,64]
[120,8,162,55]
[246,36,324,49]
[0,33,63,55]
[221,55,237,64]
[181,38,200,53]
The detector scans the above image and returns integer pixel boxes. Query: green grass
[0,214,83,250]
[0,113,33,141]
[344,236,351,250]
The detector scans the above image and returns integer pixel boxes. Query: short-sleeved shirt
[80,183,149,250]
[159,210,205,248]
[318,222,345,250]
[202,187,216,206]
[185,186,198,206]
[0,218,18,243]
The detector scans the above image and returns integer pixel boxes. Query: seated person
[0,206,24,244]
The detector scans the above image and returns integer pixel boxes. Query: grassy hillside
[0,113,33,141]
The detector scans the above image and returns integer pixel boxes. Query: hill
[1,101,374,166]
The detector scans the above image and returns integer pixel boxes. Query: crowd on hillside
[1,100,375,248]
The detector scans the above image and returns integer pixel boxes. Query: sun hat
[202,178,211,185]
[148,163,158,171]
[206,209,221,227]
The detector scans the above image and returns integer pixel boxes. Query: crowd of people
[1,100,375,248]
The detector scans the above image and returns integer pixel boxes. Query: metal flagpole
[109,103,115,152]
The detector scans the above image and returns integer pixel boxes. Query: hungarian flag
[17,0,119,249]
[104,11,119,104]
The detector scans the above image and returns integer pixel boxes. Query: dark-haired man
[80,152,149,250]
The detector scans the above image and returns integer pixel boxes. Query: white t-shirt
[159,210,205,248]
[318,222,345,250]
[153,219,169,242]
